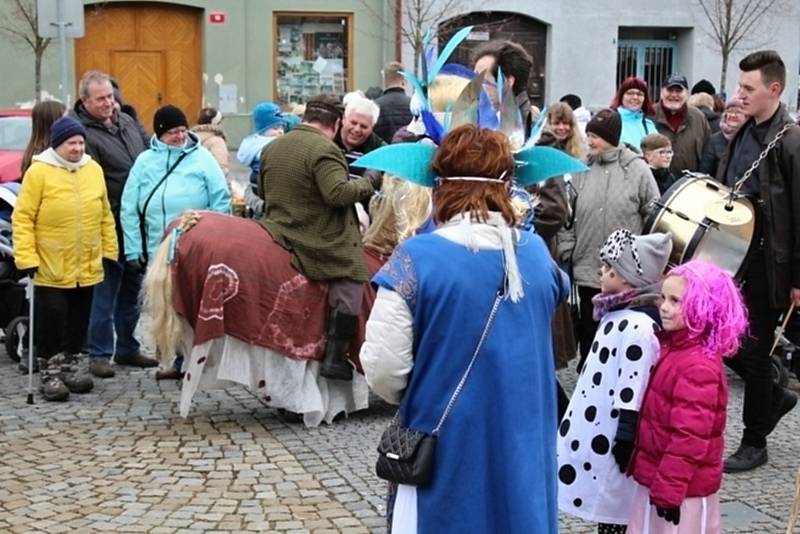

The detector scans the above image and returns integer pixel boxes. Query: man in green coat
[259,94,381,381]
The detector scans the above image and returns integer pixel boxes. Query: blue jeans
[87,259,142,360]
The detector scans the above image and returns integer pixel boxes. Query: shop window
[274,13,353,106]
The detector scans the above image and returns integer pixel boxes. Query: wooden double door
[75,2,202,134]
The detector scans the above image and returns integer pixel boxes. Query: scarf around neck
[436,212,523,302]
[591,282,662,321]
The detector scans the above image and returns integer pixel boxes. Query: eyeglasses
[656,149,674,156]
[624,89,645,98]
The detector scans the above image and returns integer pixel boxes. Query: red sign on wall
[209,12,226,24]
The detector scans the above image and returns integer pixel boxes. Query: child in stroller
[0,182,30,364]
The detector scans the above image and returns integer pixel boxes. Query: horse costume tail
[143,210,200,367]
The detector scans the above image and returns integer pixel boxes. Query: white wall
[402,0,800,110]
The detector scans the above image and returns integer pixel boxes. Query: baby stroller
[0,182,30,364]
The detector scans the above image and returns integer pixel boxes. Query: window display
[274,14,352,106]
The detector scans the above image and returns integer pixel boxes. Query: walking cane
[26,274,35,405]
[771,303,797,357]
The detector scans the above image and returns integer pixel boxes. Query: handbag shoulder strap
[431,286,505,435]
[139,151,189,219]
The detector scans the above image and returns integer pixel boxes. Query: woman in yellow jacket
[12,117,118,402]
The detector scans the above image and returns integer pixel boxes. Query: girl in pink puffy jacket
[627,260,747,533]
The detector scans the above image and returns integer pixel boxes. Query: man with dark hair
[472,40,535,130]
[718,49,800,473]
[373,61,412,142]
[258,94,382,381]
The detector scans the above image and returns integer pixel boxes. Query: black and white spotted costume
[557,308,660,524]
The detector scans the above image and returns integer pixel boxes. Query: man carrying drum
[717,50,800,473]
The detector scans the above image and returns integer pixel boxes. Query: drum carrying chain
[734,123,793,193]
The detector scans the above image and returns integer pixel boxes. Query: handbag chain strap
[431,288,504,435]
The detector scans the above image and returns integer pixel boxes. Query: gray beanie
[599,230,673,287]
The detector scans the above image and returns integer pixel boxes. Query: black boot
[320,310,356,381]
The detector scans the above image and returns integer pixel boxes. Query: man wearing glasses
[654,74,710,176]
[699,97,747,177]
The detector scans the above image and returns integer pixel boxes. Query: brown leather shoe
[114,353,158,368]
[155,367,184,380]
[89,359,116,378]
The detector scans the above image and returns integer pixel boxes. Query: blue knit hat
[50,116,86,148]
[252,101,285,133]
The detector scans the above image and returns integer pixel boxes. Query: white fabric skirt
[627,482,720,534]
[177,330,369,427]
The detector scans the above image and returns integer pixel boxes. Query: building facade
[0,0,797,146]
[0,0,395,144]
[420,0,800,111]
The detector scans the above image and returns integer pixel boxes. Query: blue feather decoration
[439,63,476,79]
[420,109,444,145]
[496,67,504,106]
[514,146,588,187]
[478,90,500,129]
[524,105,549,148]
[400,70,429,111]
[428,25,474,84]
[351,144,438,187]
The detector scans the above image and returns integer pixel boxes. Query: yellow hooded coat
[12,148,118,288]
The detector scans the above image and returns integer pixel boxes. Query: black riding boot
[320,309,356,381]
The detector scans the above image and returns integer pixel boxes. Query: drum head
[645,176,758,279]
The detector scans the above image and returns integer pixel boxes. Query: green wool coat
[259,124,376,282]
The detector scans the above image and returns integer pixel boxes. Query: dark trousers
[328,278,364,316]
[35,285,94,360]
[724,254,783,448]
[576,285,601,371]
[87,259,142,360]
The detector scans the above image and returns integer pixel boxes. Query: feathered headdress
[352,26,587,188]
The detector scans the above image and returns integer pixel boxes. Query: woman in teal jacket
[121,105,230,379]
[121,105,230,266]
[611,77,657,150]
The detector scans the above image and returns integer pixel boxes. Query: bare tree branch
[696,0,788,91]
[0,0,52,101]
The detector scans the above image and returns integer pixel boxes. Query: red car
[0,109,32,183]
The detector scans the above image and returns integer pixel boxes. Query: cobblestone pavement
[0,335,797,532]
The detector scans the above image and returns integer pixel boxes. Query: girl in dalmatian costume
[558,229,672,534]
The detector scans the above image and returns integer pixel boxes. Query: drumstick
[770,303,797,357]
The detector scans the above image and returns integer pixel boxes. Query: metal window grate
[617,40,676,102]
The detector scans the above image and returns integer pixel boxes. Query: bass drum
[643,176,759,280]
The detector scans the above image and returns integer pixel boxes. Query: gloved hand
[126,258,145,274]
[365,169,383,191]
[18,266,37,278]
[655,503,681,525]
[611,439,634,473]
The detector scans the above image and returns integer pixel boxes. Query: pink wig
[666,260,748,357]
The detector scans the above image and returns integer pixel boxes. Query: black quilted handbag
[375,416,436,486]
[375,287,504,487]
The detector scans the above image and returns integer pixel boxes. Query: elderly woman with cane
[13,116,118,401]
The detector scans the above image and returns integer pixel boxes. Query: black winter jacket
[373,87,412,143]
[71,102,149,217]
[717,104,800,306]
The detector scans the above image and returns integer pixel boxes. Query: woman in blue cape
[360,125,569,533]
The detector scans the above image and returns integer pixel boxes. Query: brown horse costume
[144,178,431,426]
